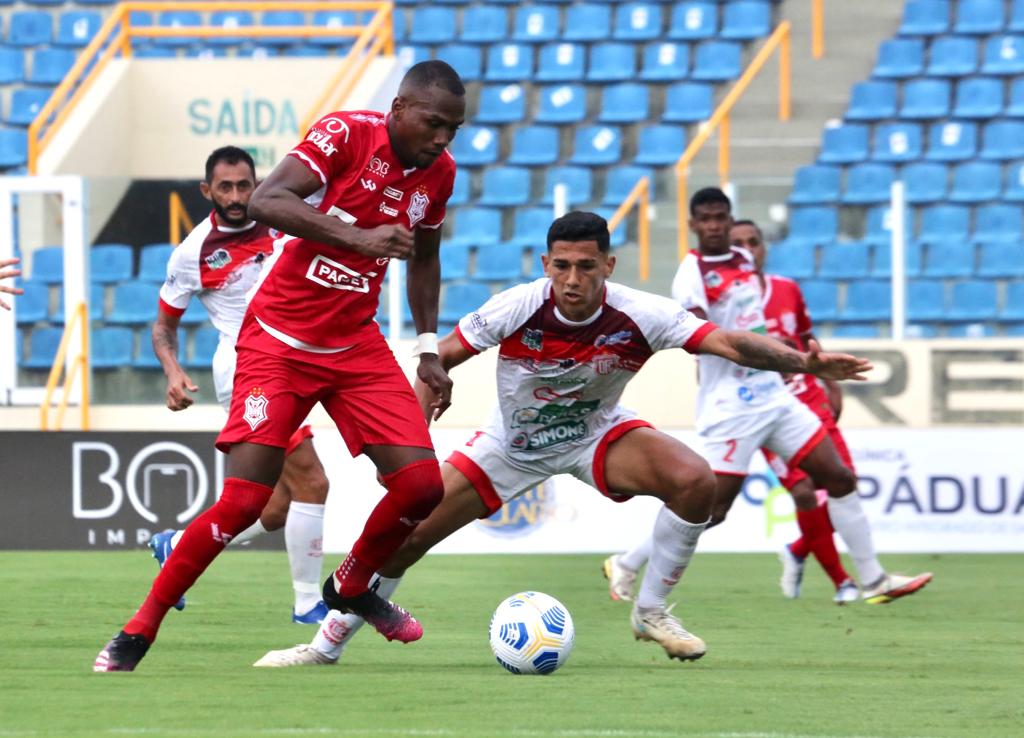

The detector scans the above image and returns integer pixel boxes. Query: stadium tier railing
[169,191,195,246]
[28,1,395,175]
[812,0,825,60]
[606,176,651,281]
[41,301,90,431]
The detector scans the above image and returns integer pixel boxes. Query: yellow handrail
[41,301,91,431]
[606,177,651,282]
[674,21,792,259]
[29,1,395,174]
[812,0,825,60]
[169,191,195,245]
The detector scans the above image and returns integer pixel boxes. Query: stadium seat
[918,204,970,243]
[526,248,547,280]
[439,282,493,323]
[904,323,941,339]
[787,207,837,245]
[900,79,951,119]
[842,163,895,204]
[185,327,220,369]
[91,327,134,370]
[818,242,871,279]
[0,48,25,85]
[30,246,63,284]
[14,281,48,325]
[24,327,62,370]
[906,279,946,321]
[436,44,482,82]
[787,165,840,205]
[594,207,627,249]
[955,0,1006,35]
[871,240,923,278]
[1003,162,1024,200]
[974,203,1023,241]
[764,241,816,280]
[51,284,105,324]
[155,11,201,47]
[29,48,76,86]
[944,322,996,338]
[440,243,471,281]
[395,45,430,68]
[603,165,655,205]
[133,46,178,59]
[587,42,636,82]
[0,127,27,167]
[599,83,649,124]
[903,162,949,204]
[819,123,869,164]
[509,207,552,248]
[448,126,499,167]
[478,166,531,207]
[542,166,593,206]
[899,1,950,36]
[564,4,612,42]
[663,82,713,123]
[1013,0,1024,31]
[977,241,1024,277]
[846,81,898,121]
[831,324,883,338]
[922,241,975,278]
[512,6,560,43]
[460,6,509,44]
[90,244,133,284]
[947,279,998,321]
[536,43,585,82]
[448,169,471,207]
[634,125,686,166]
[186,46,229,60]
[979,120,1024,159]
[842,280,892,322]
[640,42,689,81]
[925,121,977,161]
[691,41,742,81]
[508,126,559,166]
[485,43,533,81]
[669,2,717,40]
[107,281,157,324]
[448,208,503,247]
[138,243,173,282]
[925,36,979,77]
[7,88,50,126]
[474,244,526,282]
[798,280,839,321]
[56,10,101,48]
[260,10,305,46]
[569,126,622,166]
[408,8,456,45]
[953,76,1004,119]
[873,38,925,78]
[871,122,923,163]
[133,328,176,370]
[721,1,771,40]
[999,281,1024,320]
[1006,77,1024,116]
[536,84,586,124]
[949,161,1001,202]
[207,10,254,46]
[980,35,1024,75]
[613,3,663,42]
[178,299,210,327]
[475,84,526,124]
[8,12,52,47]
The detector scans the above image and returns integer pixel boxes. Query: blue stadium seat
[8,12,52,47]
[640,42,689,81]
[873,38,925,78]
[485,43,533,81]
[691,41,741,81]
[448,208,503,248]
[798,280,839,321]
[7,88,50,126]
[872,122,923,163]
[594,206,627,249]
[260,10,305,46]
[842,163,895,204]
[981,35,1024,74]
[818,242,871,279]
[918,204,970,242]
[634,125,686,166]
[90,244,133,284]
[846,80,898,121]
[107,281,156,325]
[944,322,996,338]
[536,84,586,124]
[440,243,471,281]
[52,283,105,324]
[948,279,998,321]
[23,0,65,6]
[508,126,559,166]
[669,2,717,40]
[30,246,63,284]
[978,241,1024,277]
[526,247,547,280]
[448,169,471,207]
[922,240,975,278]
[907,281,947,322]
[900,79,951,119]
[449,126,499,167]
[905,323,941,338]
[133,328,176,370]
[0,127,28,167]
[949,161,1001,202]
[788,164,840,205]
[512,6,560,43]
[439,282,494,323]
[186,328,219,369]
[475,84,526,124]
[603,165,655,205]
[787,207,837,245]
[569,126,622,166]
[842,281,891,322]
[542,166,593,206]
[1013,0,1024,32]
[819,123,869,164]
[138,243,173,282]
[663,82,713,123]
[925,36,979,77]
[207,10,254,46]
[460,6,509,44]
[133,46,178,59]
[721,1,771,40]
[871,240,923,278]
[953,76,1004,118]
[24,327,62,370]
[0,48,25,84]
[56,10,101,48]
[974,203,1023,241]
[899,1,950,36]
[903,162,949,204]
[479,166,531,207]
[186,46,229,60]
[614,3,663,41]
[587,42,636,82]
[15,281,48,325]
[509,207,551,248]
[536,43,585,81]
[979,120,1024,159]
[178,299,210,326]
[155,11,201,47]
[474,244,526,282]
[395,45,430,68]
[564,4,612,42]
[436,44,482,82]
[1006,76,1024,115]
[832,324,882,339]
[764,241,816,279]
[408,8,456,45]
[1004,161,1024,200]
[30,48,76,86]
[599,82,649,123]
[955,0,1005,35]
[925,121,977,161]
[91,327,134,369]
[999,281,1024,320]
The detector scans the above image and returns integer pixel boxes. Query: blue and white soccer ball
[488,591,575,675]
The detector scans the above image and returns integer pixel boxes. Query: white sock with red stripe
[619,535,652,572]
[311,575,402,661]
[635,506,707,610]
[827,492,885,586]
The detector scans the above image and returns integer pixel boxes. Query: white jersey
[670,247,789,433]
[455,279,715,461]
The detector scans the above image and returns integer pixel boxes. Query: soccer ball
[488,591,575,675]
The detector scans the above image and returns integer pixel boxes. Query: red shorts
[286,425,314,456]
[217,314,432,457]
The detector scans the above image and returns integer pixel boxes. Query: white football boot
[253,644,336,668]
[630,604,706,661]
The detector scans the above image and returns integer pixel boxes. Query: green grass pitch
[0,551,1021,738]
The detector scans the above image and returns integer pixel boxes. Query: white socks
[827,493,885,586]
[311,575,403,661]
[286,502,325,615]
[635,506,707,610]
[230,519,269,546]
[619,536,652,572]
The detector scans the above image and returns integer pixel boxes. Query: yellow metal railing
[41,301,90,431]
[812,0,825,60]
[674,21,792,258]
[29,1,395,174]
[169,191,195,245]
[607,177,651,281]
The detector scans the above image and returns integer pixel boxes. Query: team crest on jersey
[592,354,619,375]
[704,271,723,288]
[521,328,543,352]
[407,186,429,227]
[243,387,269,431]
[204,248,232,270]
[781,311,797,335]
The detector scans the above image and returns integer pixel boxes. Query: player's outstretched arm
[697,329,873,382]
[409,227,453,417]
[152,308,198,411]
[0,257,24,310]
[414,332,476,423]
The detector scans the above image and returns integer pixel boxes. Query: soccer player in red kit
[95,61,465,672]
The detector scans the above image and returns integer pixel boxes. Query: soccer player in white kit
[253,211,873,667]
[604,189,932,606]
[149,146,331,623]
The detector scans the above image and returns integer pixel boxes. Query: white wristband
[413,332,439,357]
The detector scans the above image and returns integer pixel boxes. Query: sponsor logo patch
[204,248,231,270]
[366,156,390,177]
[360,178,377,191]
[306,129,338,157]
[379,202,399,217]
[521,328,543,352]
[594,330,631,348]
[704,271,723,288]
[383,186,403,201]
[306,254,371,293]
[511,419,588,452]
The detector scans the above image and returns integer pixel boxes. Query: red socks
[791,502,851,588]
[124,478,272,642]
[334,459,443,597]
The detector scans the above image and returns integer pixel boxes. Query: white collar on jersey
[211,212,258,234]
[549,284,607,327]
[697,245,751,262]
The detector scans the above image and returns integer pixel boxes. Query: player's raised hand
[0,257,24,311]
[804,339,873,381]
[165,369,199,411]
[416,354,454,421]
[355,224,415,260]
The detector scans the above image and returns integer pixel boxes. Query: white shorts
[212,336,237,412]
[700,397,825,477]
[446,414,653,515]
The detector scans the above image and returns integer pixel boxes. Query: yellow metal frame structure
[41,301,90,430]
[28,1,395,174]
[812,0,825,60]
[674,20,792,258]
[168,191,195,245]
[606,177,651,281]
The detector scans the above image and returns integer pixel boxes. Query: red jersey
[247,110,456,349]
[761,274,832,418]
